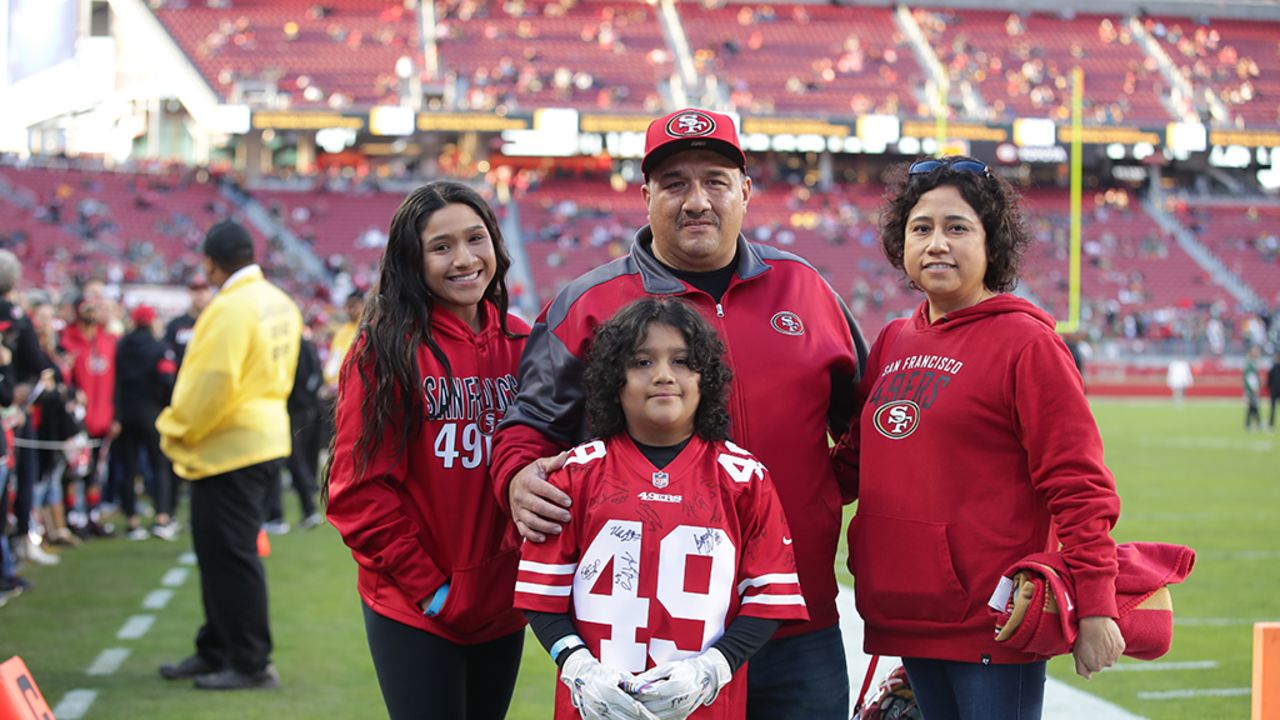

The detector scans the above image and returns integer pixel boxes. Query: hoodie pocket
[850,513,968,624]
[434,549,521,637]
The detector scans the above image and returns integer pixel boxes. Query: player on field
[834,157,1124,720]
[326,181,530,720]
[515,298,808,720]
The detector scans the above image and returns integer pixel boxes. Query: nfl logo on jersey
[651,471,669,489]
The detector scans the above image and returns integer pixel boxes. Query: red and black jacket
[492,228,867,637]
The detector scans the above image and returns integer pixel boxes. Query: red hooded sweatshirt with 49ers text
[835,295,1119,664]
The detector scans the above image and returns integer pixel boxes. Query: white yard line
[1176,617,1273,627]
[142,589,174,610]
[178,551,197,565]
[85,648,130,676]
[1108,660,1219,672]
[1138,437,1275,452]
[116,614,156,640]
[51,689,98,720]
[837,587,1147,719]
[160,567,189,587]
[1137,688,1252,700]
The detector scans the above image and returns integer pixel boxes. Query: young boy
[514,298,807,720]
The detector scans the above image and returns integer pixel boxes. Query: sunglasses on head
[908,157,991,177]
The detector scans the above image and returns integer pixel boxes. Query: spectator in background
[157,220,301,691]
[1244,346,1263,432]
[28,298,80,548]
[0,248,42,596]
[60,291,119,537]
[324,289,364,389]
[114,304,178,541]
[1167,358,1194,405]
[2,251,64,566]
[265,327,324,534]
[287,327,324,530]
[165,277,213,368]
[1266,350,1280,431]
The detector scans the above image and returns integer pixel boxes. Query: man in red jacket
[492,108,867,719]
[59,291,118,536]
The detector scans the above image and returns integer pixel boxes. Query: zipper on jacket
[715,303,724,318]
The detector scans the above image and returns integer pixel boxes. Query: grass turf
[1,399,1273,718]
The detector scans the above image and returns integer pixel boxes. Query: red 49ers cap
[642,108,746,179]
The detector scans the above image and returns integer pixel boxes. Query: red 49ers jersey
[514,434,807,720]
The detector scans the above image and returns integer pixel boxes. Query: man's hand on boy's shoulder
[510,451,571,543]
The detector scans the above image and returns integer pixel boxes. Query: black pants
[1246,399,1262,430]
[189,460,277,674]
[361,604,523,720]
[1270,395,1278,428]
[13,421,37,534]
[117,421,171,520]
[266,409,321,521]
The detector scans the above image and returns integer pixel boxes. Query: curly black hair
[584,298,733,442]
[880,157,1031,293]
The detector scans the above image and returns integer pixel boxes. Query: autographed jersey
[515,434,807,719]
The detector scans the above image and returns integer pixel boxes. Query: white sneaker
[17,537,60,566]
[127,527,151,541]
[263,520,290,535]
[151,523,179,542]
[298,513,324,531]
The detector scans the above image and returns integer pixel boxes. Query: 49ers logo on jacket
[770,311,804,336]
[873,400,920,440]
[666,110,716,138]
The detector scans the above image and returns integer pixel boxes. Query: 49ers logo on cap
[873,400,920,440]
[667,111,716,138]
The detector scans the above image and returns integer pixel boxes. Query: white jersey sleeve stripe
[515,581,573,597]
[740,593,807,607]
[519,560,578,575]
[736,573,801,594]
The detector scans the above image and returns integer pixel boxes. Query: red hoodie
[837,296,1120,664]
[62,323,117,438]
[326,302,529,644]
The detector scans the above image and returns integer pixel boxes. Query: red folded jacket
[992,542,1196,660]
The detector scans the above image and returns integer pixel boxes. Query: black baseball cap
[202,220,255,265]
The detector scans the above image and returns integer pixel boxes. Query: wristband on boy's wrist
[550,634,585,665]
[423,582,450,617]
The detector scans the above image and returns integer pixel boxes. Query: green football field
[1,399,1274,719]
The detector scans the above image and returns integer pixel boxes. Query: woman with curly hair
[835,157,1125,720]
[514,297,808,720]
[325,180,529,720]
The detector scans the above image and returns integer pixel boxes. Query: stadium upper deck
[143,0,1279,127]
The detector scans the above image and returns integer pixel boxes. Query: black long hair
[583,297,733,442]
[322,181,519,501]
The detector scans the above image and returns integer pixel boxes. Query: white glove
[627,649,732,720]
[560,651,659,720]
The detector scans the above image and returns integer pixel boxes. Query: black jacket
[164,313,197,368]
[1269,362,1280,399]
[289,337,323,416]
[114,327,176,427]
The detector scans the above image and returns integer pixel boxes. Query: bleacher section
[1178,203,1280,303]
[152,0,417,108]
[435,0,668,113]
[679,4,925,118]
[917,9,1172,125]
[1145,16,1280,129]
[0,166,244,285]
[254,187,406,265]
